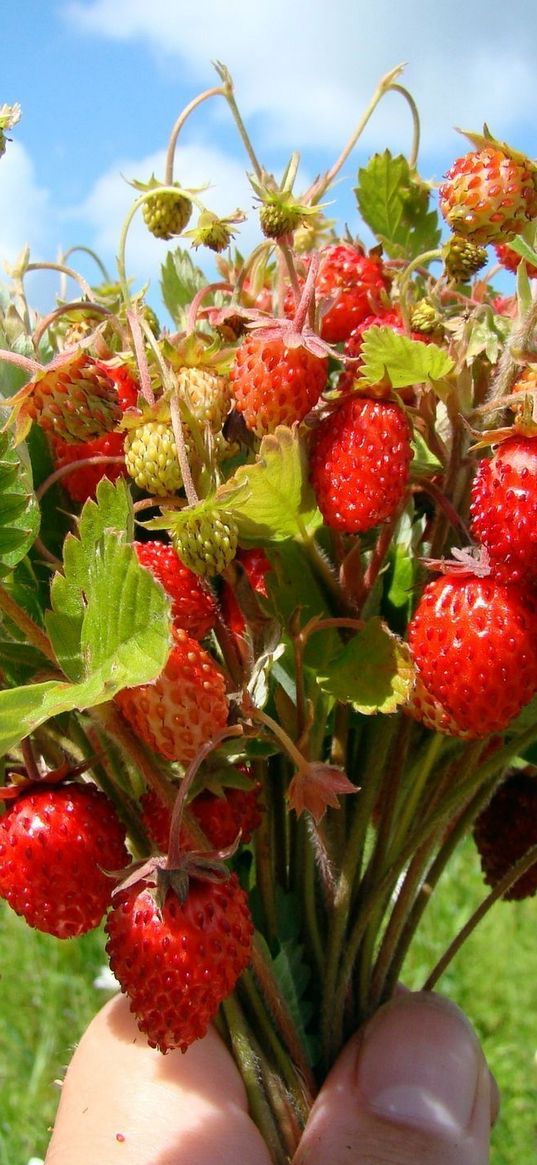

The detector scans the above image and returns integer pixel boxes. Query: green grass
[0,909,108,1165]
[1,840,537,1164]
[403,838,537,1165]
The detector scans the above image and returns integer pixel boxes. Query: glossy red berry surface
[0,783,129,937]
[309,396,412,532]
[105,874,253,1052]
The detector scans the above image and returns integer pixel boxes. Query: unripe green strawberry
[260,201,304,239]
[409,300,443,335]
[172,504,239,576]
[473,771,537,900]
[8,350,122,444]
[143,187,192,240]
[124,419,184,496]
[177,366,232,432]
[443,235,488,282]
[439,145,537,245]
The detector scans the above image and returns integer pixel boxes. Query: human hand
[45,990,498,1165]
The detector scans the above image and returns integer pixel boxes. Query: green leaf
[411,430,443,477]
[220,426,322,543]
[46,478,169,683]
[464,310,511,366]
[0,431,39,576]
[360,326,454,389]
[317,617,414,714]
[384,506,427,631]
[355,152,441,260]
[160,248,207,326]
[0,673,123,757]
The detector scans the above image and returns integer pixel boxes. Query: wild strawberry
[124,418,184,496]
[470,434,537,583]
[309,396,412,533]
[221,547,271,636]
[494,242,537,278]
[408,300,443,336]
[442,235,488,282]
[8,350,122,444]
[230,333,327,436]
[172,503,239,576]
[105,872,253,1053]
[176,366,232,433]
[404,672,474,739]
[140,776,263,853]
[439,146,537,245]
[407,573,537,737]
[0,783,129,938]
[51,430,127,503]
[51,362,138,503]
[115,627,228,764]
[286,244,390,344]
[192,784,263,849]
[142,186,192,240]
[133,540,217,638]
[473,771,537,899]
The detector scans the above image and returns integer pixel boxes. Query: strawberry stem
[304,63,407,205]
[164,86,227,185]
[221,994,292,1163]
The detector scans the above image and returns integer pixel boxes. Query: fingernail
[356,993,482,1135]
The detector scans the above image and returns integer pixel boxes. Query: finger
[293,991,496,1165]
[45,993,272,1165]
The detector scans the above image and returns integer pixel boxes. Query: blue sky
[2,1,537,310]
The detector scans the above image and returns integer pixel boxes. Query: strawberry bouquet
[2,67,537,1160]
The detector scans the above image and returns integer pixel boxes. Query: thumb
[293,991,498,1165]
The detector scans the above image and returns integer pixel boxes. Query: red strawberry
[473,771,537,899]
[0,783,129,937]
[309,396,412,533]
[229,332,327,436]
[9,350,123,444]
[439,146,537,245]
[220,547,271,636]
[407,573,537,737]
[105,873,253,1052]
[140,776,263,853]
[469,433,537,583]
[286,244,390,344]
[404,672,474,739]
[494,242,537,278]
[51,362,138,503]
[51,429,127,502]
[133,541,217,639]
[114,627,228,763]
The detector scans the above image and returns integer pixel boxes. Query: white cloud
[64,0,537,161]
[0,141,52,267]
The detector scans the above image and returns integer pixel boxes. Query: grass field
[1,838,536,1164]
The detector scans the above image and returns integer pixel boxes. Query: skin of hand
[45,990,498,1165]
